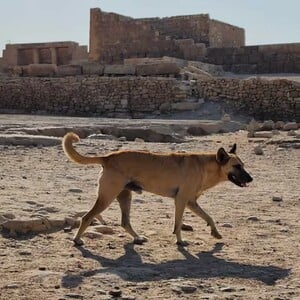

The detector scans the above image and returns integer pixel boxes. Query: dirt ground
[0,115,299,300]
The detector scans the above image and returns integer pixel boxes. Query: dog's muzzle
[228,171,253,188]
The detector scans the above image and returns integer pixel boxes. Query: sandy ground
[0,115,299,300]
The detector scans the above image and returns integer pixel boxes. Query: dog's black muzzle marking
[228,166,253,188]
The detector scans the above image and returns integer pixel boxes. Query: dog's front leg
[187,200,222,239]
[173,196,189,246]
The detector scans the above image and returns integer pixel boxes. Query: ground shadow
[61,243,290,288]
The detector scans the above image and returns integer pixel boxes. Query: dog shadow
[61,242,290,288]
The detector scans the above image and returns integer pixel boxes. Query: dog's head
[216,144,253,187]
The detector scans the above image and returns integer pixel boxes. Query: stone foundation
[193,78,300,121]
[0,76,185,117]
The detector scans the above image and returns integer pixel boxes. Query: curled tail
[62,132,104,165]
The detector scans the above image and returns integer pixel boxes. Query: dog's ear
[229,143,237,154]
[216,147,230,165]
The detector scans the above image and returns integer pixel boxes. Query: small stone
[65,293,84,299]
[109,288,122,297]
[92,225,114,235]
[19,250,32,256]
[253,131,273,138]
[134,137,145,143]
[171,285,182,294]
[247,216,259,222]
[64,226,73,233]
[54,285,60,289]
[5,284,19,289]
[68,188,83,193]
[83,231,103,240]
[220,286,236,292]
[287,130,297,136]
[272,196,283,202]
[221,223,233,228]
[96,289,106,295]
[181,285,197,294]
[118,136,127,141]
[283,122,297,131]
[26,200,37,205]
[260,120,274,131]
[254,145,264,155]
[275,121,285,130]
[2,213,16,219]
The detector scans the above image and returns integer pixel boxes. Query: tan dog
[63,132,253,246]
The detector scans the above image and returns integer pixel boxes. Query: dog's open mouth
[228,174,250,188]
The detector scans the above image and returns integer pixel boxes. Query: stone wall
[2,42,88,69]
[194,78,300,121]
[89,8,244,63]
[209,19,245,48]
[206,43,300,74]
[0,76,185,117]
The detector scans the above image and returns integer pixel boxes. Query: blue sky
[1,0,299,54]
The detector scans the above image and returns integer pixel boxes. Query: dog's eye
[234,164,242,170]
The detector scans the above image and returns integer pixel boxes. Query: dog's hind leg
[187,200,222,239]
[117,189,148,245]
[73,172,125,246]
[173,195,189,246]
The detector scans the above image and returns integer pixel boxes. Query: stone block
[136,63,180,76]
[82,63,104,75]
[27,64,57,77]
[104,64,136,75]
[57,65,82,76]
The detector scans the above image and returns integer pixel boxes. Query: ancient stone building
[89,8,245,63]
[2,41,88,68]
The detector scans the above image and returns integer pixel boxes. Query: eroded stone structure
[2,41,88,68]
[89,8,244,63]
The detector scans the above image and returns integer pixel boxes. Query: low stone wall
[194,78,300,121]
[206,43,300,74]
[0,76,185,117]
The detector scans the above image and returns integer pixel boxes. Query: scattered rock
[134,137,145,143]
[254,145,264,155]
[5,284,19,289]
[253,131,273,138]
[180,285,197,294]
[221,223,233,228]
[65,293,84,299]
[287,130,297,136]
[283,122,298,131]
[272,196,283,202]
[26,200,37,205]
[118,136,127,141]
[247,216,260,222]
[87,133,115,140]
[2,213,16,219]
[92,225,114,235]
[220,286,236,292]
[19,250,32,256]
[83,231,103,240]
[0,134,61,147]
[275,121,285,130]
[260,120,275,131]
[68,188,83,193]
[109,288,122,297]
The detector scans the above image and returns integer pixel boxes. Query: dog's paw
[211,229,222,239]
[181,223,194,231]
[176,240,189,247]
[73,238,84,246]
[133,236,148,245]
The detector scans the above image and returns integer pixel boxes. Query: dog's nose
[248,175,253,182]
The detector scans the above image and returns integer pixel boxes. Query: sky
[1,0,299,54]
